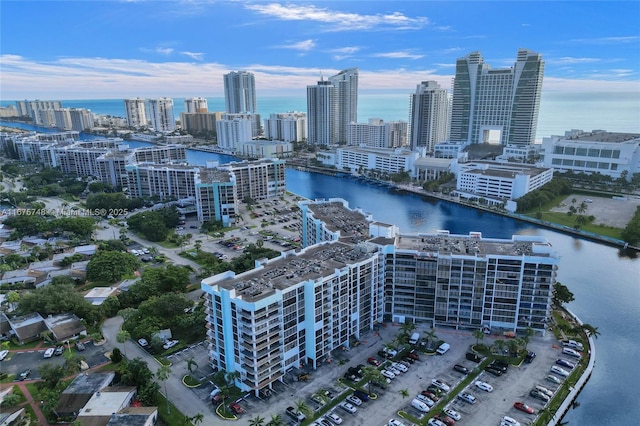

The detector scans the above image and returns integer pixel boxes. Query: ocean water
[2,91,639,141]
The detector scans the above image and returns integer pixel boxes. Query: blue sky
[1,0,639,99]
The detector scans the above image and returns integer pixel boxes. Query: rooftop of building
[463,166,548,178]
[394,232,555,257]
[306,201,371,242]
[339,146,414,156]
[196,167,232,183]
[106,407,157,426]
[208,242,376,301]
[463,143,505,160]
[561,130,640,143]
[62,372,115,395]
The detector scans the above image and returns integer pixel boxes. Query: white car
[458,392,477,404]
[444,408,461,421]
[339,402,357,414]
[475,380,493,392]
[327,413,343,425]
[416,394,435,407]
[388,365,402,375]
[427,420,447,426]
[550,365,570,377]
[388,420,405,426]
[162,339,179,350]
[392,362,408,373]
[431,379,451,392]
[383,347,398,357]
[44,347,55,358]
[562,347,582,358]
[346,395,362,406]
[381,369,396,379]
[138,338,149,347]
[0,349,9,361]
[501,416,521,426]
[546,374,562,384]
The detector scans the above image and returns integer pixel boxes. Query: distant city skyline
[1,1,638,100]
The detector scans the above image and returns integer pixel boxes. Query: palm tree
[582,323,601,339]
[295,399,312,418]
[186,357,198,375]
[425,328,438,348]
[156,364,172,414]
[400,321,416,339]
[191,413,204,425]
[249,415,266,426]
[116,329,131,357]
[399,389,409,399]
[523,327,535,350]
[362,365,385,395]
[194,239,202,253]
[472,329,485,346]
[225,370,241,387]
[267,414,285,426]
[493,339,507,356]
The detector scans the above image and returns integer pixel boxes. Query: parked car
[444,408,461,421]
[475,380,493,392]
[427,419,447,426]
[403,356,416,364]
[327,413,343,425]
[392,362,408,373]
[529,389,551,402]
[343,373,358,381]
[229,402,244,414]
[433,414,456,426]
[546,374,562,384]
[407,349,420,360]
[346,395,362,406]
[310,394,325,405]
[381,369,396,380]
[534,385,554,398]
[489,359,509,372]
[500,416,521,426]
[388,420,405,426]
[561,339,584,351]
[378,350,393,359]
[550,365,571,377]
[514,401,535,414]
[525,351,536,363]
[353,389,370,402]
[416,394,435,407]
[138,338,149,347]
[421,390,440,402]
[318,418,332,426]
[75,341,86,351]
[367,357,381,366]
[54,345,64,356]
[484,366,503,376]
[466,351,482,363]
[562,347,582,358]
[17,368,31,381]
[44,348,55,358]
[162,339,179,350]
[556,358,576,369]
[411,398,430,413]
[383,347,398,357]
[453,364,470,374]
[387,365,401,375]
[0,350,8,361]
[431,379,451,392]
[458,392,477,404]
[339,401,357,414]
[285,406,306,422]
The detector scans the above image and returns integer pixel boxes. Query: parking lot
[1,339,109,381]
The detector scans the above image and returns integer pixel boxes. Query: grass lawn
[156,240,180,249]
[156,392,188,426]
[530,211,623,239]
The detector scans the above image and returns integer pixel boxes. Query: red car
[229,402,245,415]
[434,414,456,426]
[421,390,439,401]
[367,357,381,366]
[514,401,535,414]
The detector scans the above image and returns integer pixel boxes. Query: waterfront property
[202,197,559,395]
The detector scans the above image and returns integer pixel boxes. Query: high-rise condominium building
[307,69,359,146]
[264,112,307,143]
[147,98,176,132]
[184,97,208,113]
[224,71,257,114]
[450,49,544,146]
[409,81,451,152]
[124,98,148,129]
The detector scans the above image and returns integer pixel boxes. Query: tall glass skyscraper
[409,81,451,152]
[450,49,544,146]
[307,68,358,146]
[223,71,257,114]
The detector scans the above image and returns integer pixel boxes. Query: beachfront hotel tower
[224,71,257,114]
[124,98,148,129]
[409,81,451,152]
[184,97,209,113]
[147,98,176,132]
[307,68,359,146]
[450,49,544,146]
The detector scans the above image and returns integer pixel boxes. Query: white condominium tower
[184,97,208,113]
[409,81,451,152]
[450,49,544,146]
[307,68,359,146]
[124,98,148,129]
[224,71,257,114]
[147,98,176,132]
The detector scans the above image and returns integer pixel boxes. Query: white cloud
[1,55,637,100]
[181,51,204,61]
[280,39,316,51]
[568,36,640,45]
[140,47,175,55]
[372,51,424,60]
[331,47,360,54]
[547,57,602,65]
[244,3,429,31]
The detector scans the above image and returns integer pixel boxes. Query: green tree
[399,389,409,399]
[267,414,285,426]
[295,399,312,418]
[493,339,507,356]
[38,363,65,389]
[582,323,601,339]
[362,365,385,395]
[191,413,204,425]
[472,329,485,346]
[6,290,19,311]
[186,357,198,375]
[552,282,575,307]
[225,370,241,387]
[117,329,131,357]
[523,327,535,350]
[249,415,266,426]
[425,328,439,348]
[0,391,21,407]
[400,321,416,339]
[86,250,139,283]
